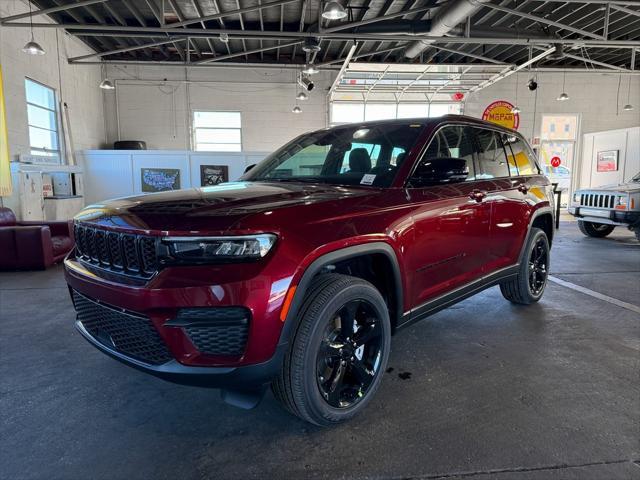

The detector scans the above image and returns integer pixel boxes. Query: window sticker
[360,174,376,185]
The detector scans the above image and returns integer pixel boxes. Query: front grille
[579,193,616,209]
[174,308,250,356]
[74,224,158,279]
[72,290,172,365]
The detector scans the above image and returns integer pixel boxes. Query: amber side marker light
[280,286,297,322]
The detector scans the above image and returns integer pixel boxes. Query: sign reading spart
[482,100,520,130]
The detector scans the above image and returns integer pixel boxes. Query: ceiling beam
[610,4,640,17]
[480,3,604,39]
[164,0,300,28]
[470,46,558,93]
[0,0,108,22]
[194,41,303,64]
[68,38,184,61]
[5,22,640,48]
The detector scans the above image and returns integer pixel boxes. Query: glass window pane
[193,111,241,128]
[474,129,510,179]
[27,104,56,130]
[505,135,538,175]
[540,115,578,140]
[195,128,241,144]
[25,79,55,109]
[29,126,58,151]
[246,123,425,188]
[331,103,364,124]
[397,104,428,118]
[428,104,451,117]
[196,143,242,152]
[365,103,396,121]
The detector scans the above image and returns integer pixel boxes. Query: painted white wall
[0,0,106,158]
[104,65,333,152]
[79,149,269,205]
[464,71,640,142]
[580,127,639,189]
[0,0,106,217]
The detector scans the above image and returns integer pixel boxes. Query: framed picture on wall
[200,165,229,186]
[596,150,619,172]
[141,168,181,192]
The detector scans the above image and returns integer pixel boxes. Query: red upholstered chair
[0,207,75,270]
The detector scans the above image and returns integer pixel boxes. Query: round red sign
[551,156,562,168]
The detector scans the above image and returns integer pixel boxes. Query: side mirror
[410,157,469,187]
[244,164,256,174]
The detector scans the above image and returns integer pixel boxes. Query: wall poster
[141,168,181,192]
[200,165,229,186]
[596,150,618,172]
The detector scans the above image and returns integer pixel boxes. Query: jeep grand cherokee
[66,115,554,425]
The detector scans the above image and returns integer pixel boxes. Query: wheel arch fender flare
[518,207,553,265]
[278,242,404,347]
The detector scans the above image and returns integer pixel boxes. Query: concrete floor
[1,222,639,480]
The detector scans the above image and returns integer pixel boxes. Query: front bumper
[75,319,286,389]
[568,206,640,227]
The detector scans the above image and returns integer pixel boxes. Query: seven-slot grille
[578,192,617,209]
[72,290,172,365]
[74,223,158,279]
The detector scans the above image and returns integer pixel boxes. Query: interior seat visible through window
[348,148,372,173]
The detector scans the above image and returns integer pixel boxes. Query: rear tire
[272,273,391,426]
[500,228,550,305]
[578,220,615,238]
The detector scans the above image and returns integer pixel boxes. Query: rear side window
[504,135,539,175]
[473,129,510,179]
[416,125,476,181]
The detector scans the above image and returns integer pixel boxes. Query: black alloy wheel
[528,236,549,296]
[316,299,384,408]
[500,227,550,305]
[272,273,391,425]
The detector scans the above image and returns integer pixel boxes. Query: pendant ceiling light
[322,1,347,20]
[296,91,308,101]
[557,70,570,101]
[292,105,302,113]
[623,76,634,111]
[303,64,319,75]
[22,1,45,55]
[99,79,115,90]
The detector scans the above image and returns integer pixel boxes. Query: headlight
[573,192,580,203]
[161,234,276,263]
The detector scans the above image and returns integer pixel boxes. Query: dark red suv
[66,115,554,425]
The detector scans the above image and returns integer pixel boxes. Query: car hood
[74,181,378,233]
[577,181,640,194]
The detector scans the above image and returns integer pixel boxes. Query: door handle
[518,184,529,194]
[469,189,487,202]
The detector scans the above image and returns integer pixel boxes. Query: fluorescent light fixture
[322,1,347,20]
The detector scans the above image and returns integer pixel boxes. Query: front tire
[272,274,391,426]
[578,220,615,238]
[500,228,550,305]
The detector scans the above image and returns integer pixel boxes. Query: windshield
[242,122,427,188]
